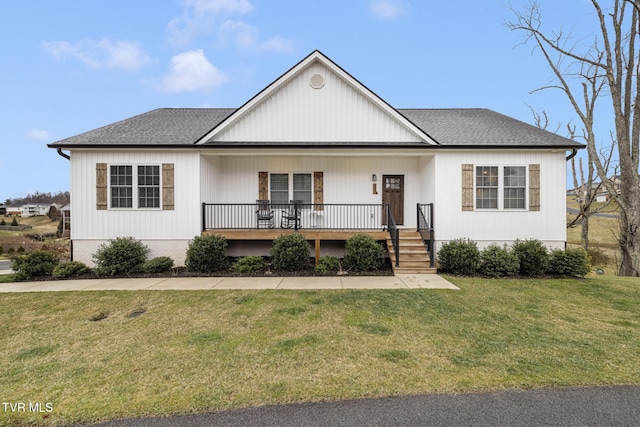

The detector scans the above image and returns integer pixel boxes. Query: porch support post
[315,239,321,265]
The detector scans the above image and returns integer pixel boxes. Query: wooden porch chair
[280,200,302,229]
[255,199,274,228]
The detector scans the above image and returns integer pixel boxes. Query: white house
[49,50,583,273]
[20,203,52,218]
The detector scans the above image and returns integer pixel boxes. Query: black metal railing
[387,204,399,267]
[417,203,435,267]
[202,202,388,231]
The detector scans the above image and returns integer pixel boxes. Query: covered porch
[201,202,435,272]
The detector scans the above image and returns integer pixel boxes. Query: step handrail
[387,204,399,267]
[417,203,435,268]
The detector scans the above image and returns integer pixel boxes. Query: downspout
[57,148,70,160]
[566,148,578,161]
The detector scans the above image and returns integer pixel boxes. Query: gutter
[56,148,70,160]
[566,148,578,161]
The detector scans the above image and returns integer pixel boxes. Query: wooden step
[386,230,435,275]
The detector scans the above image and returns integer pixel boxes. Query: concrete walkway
[0,274,458,292]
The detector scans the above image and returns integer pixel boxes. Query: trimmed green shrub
[0,219,5,226]
[52,261,89,279]
[343,233,384,272]
[11,250,60,280]
[11,217,18,226]
[512,239,549,276]
[270,233,311,271]
[142,256,174,274]
[0,246,3,255]
[315,255,340,274]
[8,247,15,254]
[185,234,228,273]
[17,246,25,254]
[231,256,267,273]
[548,248,590,277]
[479,244,519,278]
[92,236,149,277]
[437,238,480,275]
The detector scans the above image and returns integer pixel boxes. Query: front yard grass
[2,276,640,426]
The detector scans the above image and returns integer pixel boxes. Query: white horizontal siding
[212,62,422,143]
[432,150,567,245]
[70,150,202,241]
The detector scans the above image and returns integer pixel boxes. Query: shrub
[17,246,25,254]
[52,261,89,279]
[315,255,340,274]
[343,233,384,271]
[185,234,228,273]
[11,250,60,280]
[231,256,267,273]
[0,246,3,256]
[8,247,15,254]
[512,239,549,276]
[142,256,174,274]
[479,244,519,278]
[11,217,18,226]
[270,233,311,271]
[587,247,610,266]
[437,238,480,275]
[92,236,149,277]
[548,248,590,277]
[0,219,5,226]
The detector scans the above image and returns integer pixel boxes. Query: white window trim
[269,172,313,205]
[108,163,162,210]
[474,165,528,211]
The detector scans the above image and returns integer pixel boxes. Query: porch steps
[386,230,437,274]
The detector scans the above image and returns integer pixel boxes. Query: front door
[382,175,404,225]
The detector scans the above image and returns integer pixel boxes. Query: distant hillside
[3,191,70,206]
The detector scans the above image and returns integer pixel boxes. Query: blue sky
[1,0,599,200]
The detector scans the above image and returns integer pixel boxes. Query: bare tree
[508,0,640,276]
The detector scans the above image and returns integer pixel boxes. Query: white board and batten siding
[432,150,568,252]
[210,62,424,144]
[70,150,202,266]
[203,153,432,229]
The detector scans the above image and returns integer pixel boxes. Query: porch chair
[255,199,274,228]
[280,200,302,229]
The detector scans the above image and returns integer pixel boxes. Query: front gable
[198,51,436,145]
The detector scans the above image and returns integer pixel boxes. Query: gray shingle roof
[49,108,236,147]
[398,108,580,147]
[49,107,583,149]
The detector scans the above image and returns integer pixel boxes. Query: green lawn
[2,276,640,426]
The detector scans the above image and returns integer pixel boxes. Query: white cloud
[159,50,228,93]
[168,0,254,45]
[218,20,295,53]
[26,130,50,140]
[43,39,151,71]
[369,0,408,20]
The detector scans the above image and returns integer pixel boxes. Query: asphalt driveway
[85,385,640,427]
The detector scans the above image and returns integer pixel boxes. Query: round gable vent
[309,73,325,89]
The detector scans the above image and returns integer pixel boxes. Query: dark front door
[382,175,404,225]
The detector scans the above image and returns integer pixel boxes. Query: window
[109,165,160,209]
[475,166,527,210]
[475,166,498,209]
[293,173,312,204]
[110,165,133,208]
[503,166,526,209]
[269,173,312,207]
[138,166,160,208]
[270,173,289,207]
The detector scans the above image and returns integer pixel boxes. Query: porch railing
[202,202,388,231]
[417,203,435,267]
[387,204,399,267]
